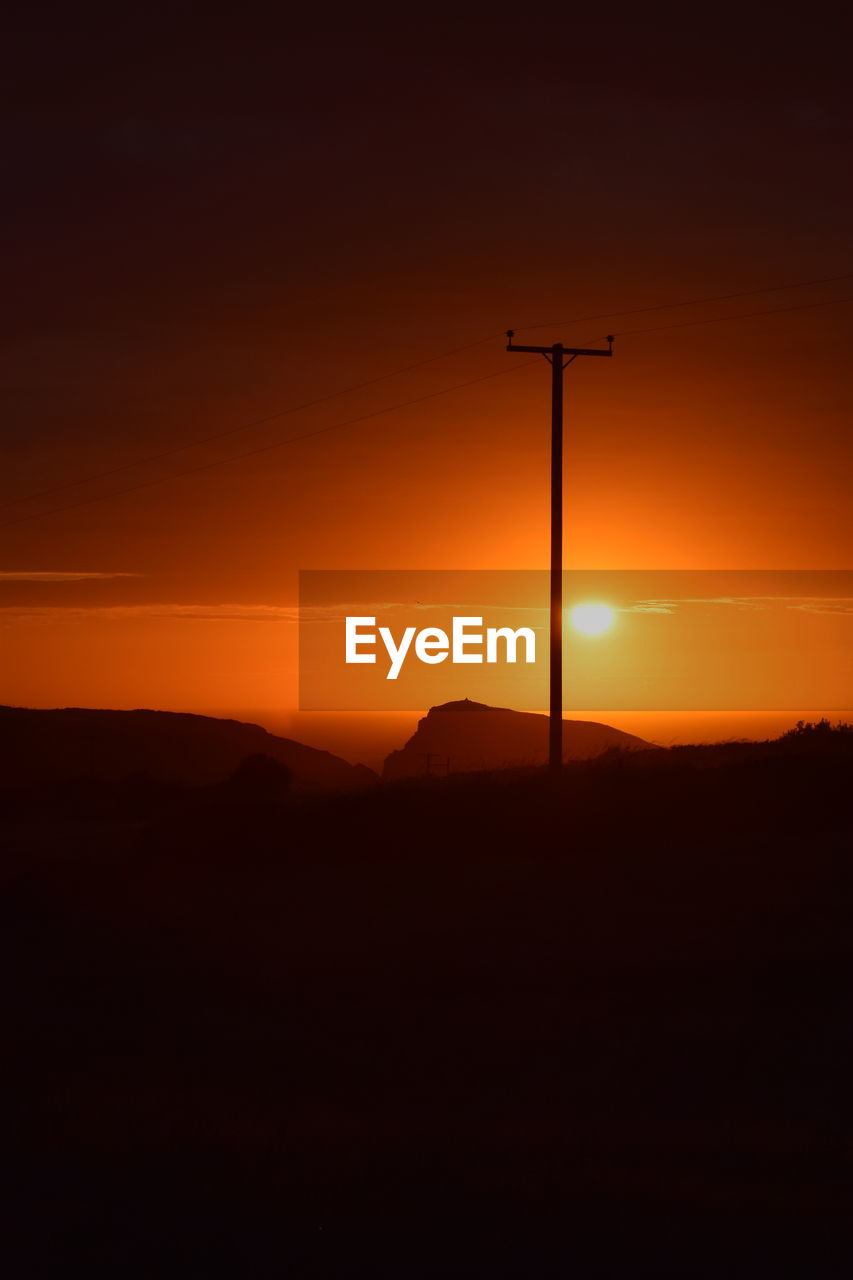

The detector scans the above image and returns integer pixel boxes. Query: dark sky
[5,9,852,355]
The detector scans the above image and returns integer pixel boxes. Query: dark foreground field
[2,728,851,1276]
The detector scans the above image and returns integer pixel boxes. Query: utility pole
[506,331,614,771]
[421,752,441,777]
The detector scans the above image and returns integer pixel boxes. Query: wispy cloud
[621,595,853,615]
[620,602,677,614]
[786,597,853,615]
[3,595,853,629]
[0,603,299,625]
[0,570,142,582]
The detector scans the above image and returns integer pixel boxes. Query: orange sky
[2,12,852,754]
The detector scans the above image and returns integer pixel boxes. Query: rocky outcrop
[382,699,650,779]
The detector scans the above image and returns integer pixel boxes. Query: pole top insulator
[506,329,514,342]
[606,334,615,345]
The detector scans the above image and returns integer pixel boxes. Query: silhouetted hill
[0,705,375,791]
[382,698,650,779]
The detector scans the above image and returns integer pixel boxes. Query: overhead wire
[3,269,851,516]
[2,274,852,531]
[0,359,541,530]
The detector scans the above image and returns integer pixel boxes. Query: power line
[611,293,853,338]
[0,337,493,513]
[0,359,540,531]
[520,269,853,335]
[3,287,852,532]
[3,269,851,515]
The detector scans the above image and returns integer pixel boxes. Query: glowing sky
[2,12,852,738]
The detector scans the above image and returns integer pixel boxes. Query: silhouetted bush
[783,718,852,737]
[225,752,292,800]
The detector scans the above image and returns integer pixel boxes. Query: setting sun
[570,603,615,636]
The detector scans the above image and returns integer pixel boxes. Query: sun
[570,603,615,636]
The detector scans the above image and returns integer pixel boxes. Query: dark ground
[2,727,851,1276]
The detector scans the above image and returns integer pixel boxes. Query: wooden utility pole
[506,331,614,770]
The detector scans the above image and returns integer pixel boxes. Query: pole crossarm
[505,333,614,359]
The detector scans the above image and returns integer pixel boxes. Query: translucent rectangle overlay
[298,569,853,713]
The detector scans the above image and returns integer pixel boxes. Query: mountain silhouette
[0,706,375,791]
[382,699,651,779]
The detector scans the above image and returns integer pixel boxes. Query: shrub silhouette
[784,718,852,737]
[225,752,292,799]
